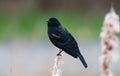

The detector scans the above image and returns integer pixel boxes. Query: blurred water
[0,40,119,76]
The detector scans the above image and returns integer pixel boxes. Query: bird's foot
[57,50,63,56]
[57,53,61,56]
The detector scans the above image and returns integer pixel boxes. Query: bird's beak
[46,19,50,22]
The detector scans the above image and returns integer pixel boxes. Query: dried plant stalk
[100,5,120,76]
[52,55,63,76]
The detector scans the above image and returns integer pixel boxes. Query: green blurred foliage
[0,10,119,41]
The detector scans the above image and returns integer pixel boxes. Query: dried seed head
[100,4,119,76]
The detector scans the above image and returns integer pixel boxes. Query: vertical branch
[100,4,120,76]
[52,55,63,76]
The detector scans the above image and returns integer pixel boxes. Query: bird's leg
[57,49,63,56]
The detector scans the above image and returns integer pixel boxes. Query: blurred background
[0,0,120,76]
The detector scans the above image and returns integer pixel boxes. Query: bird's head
[46,17,61,26]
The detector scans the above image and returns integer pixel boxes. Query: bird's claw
[57,50,63,56]
[57,53,62,56]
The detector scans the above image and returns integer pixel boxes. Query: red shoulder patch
[51,33,61,38]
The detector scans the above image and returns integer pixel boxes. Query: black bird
[46,17,88,68]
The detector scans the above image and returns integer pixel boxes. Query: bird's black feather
[46,17,88,68]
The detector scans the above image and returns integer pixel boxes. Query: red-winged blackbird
[46,17,88,68]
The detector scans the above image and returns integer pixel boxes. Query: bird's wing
[49,26,78,49]
[51,33,61,38]
[49,26,80,58]
[50,32,68,44]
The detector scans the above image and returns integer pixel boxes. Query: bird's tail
[76,52,88,68]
